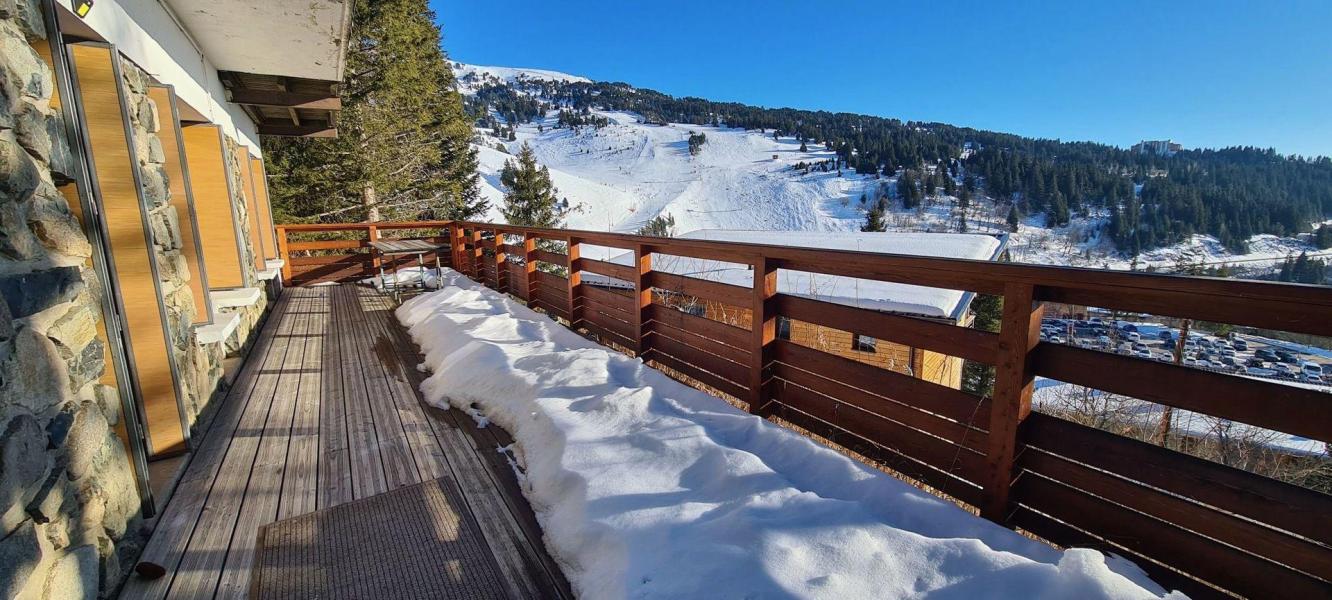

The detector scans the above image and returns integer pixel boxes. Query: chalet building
[588,229,1008,391]
[0,1,347,596]
[1132,139,1183,157]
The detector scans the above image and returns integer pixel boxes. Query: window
[777,316,791,340]
[853,334,877,353]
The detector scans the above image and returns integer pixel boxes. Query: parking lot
[1038,317,1332,386]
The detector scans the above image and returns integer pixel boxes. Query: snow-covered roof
[592,229,1006,320]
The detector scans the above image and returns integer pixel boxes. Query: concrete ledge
[256,267,281,281]
[195,311,241,345]
[265,258,285,269]
[210,287,262,308]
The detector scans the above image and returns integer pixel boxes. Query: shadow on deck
[119,285,570,599]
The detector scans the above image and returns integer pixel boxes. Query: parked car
[1097,335,1112,346]
[1255,348,1277,361]
[1222,348,1237,358]
[1132,342,1148,351]
[1303,373,1325,384]
[1302,361,1323,378]
[1198,338,1214,348]
[1245,357,1266,368]
[1157,330,1174,341]
[1232,339,1248,351]
[1220,356,1236,366]
[1162,339,1176,350]
[1127,332,1141,342]
[1049,336,1065,344]
[1277,352,1299,364]
[1246,366,1276,377]
[1156,353,1173,362]
[1135,349,1153,359]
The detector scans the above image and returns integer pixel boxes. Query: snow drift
[397,269,1182,599]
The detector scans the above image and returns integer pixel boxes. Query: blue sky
[431,0,1332,158]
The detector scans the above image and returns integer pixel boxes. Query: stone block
[45,293,96,352]
[147,135,164,164]
[25,465,67,524]
[0,520,46,599]
[1,128,41,201]
[46,110,74,183]
[0,266,81,318]
[13,102,48,163]
[62,402,112,481]
[0,412,51,535]
[93,384,119,427]
[0,199,44,260]
[41,544,97,600]
[149,204,180,250]
[29,195,92,260]
[13,0,44,40]
[138,97,159,134]
[139,164,168,207]
[2,326,73,413]
[0,21,51,104]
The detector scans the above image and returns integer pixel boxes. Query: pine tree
[799,140,808,152]
[637,213,676,237]
[961,294,1002,396]
[1315,223,1332,249]
[500,143,566,227]
[862,204,886,232]
[1006,205,1021,232]
[263,0,483,223]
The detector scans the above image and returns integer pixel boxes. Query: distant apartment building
[1132,139,1183,157]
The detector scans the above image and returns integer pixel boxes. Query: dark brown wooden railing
[278,220,1332,598]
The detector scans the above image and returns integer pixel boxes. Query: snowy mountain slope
[458,63,1325,273]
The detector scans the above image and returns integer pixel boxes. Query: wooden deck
[119,285,570,599]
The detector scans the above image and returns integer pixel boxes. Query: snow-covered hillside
[459,63,1325,273]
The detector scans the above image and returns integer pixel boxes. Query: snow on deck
[594,229,1003,319]
[398,270,1179,599]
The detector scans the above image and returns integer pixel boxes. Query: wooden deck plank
[369,295,572,599]
[339,286,421,491]
[162,296,300,600]
[118,297,289,600]
[318,287,353,508]
[212,291,314,598]
[280,288,325,519]
[332,285,389,499]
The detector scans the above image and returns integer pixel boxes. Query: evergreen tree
[1006,205,1021,232]
[500,143,566,227]
[862,203,887,232]
[263,0,483,223]
[1315,224,1332,249]
[799,140,808,152]
[961,294,1002,396]
[636,213,676,237]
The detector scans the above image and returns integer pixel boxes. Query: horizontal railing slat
[647,328,750,385]
[1012,472,1330,599]
[1023,413,1332,547]
[772,340,990,428]
[579,258,635,282]
[647,304,749,349]
[1033,343,1332,444]
[644,348,748,400]
[649,271,751,307]
[776,293,998,364]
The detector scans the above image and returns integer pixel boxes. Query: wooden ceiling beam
[257,123,337,137]
[228,88,341,111]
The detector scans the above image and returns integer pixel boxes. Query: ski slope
[461,63,1324,273]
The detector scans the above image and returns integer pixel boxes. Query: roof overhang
[163,0,351,137]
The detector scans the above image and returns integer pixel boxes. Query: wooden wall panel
[238,155,266,270]
[248,157,278,260]
[149,85,211,323]
[69,44,186,457]
[182,124,247,288]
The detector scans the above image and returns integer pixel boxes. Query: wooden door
[67,43,188,458]
[248,156,278,260]
[182,124,249,288]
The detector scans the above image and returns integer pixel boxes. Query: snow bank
[399,269,1180,599]
[592,229,1002,319]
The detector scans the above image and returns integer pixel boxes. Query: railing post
[749,256,777,415]
[633,244,652,356]
[524,234,539,307]
[494,231,507,293]
[447,222,464,273]
[275,225,291,284]
[567,236,582,326]
[469,228,482,279]
[368,225,381,276]
[981,282,1044,522]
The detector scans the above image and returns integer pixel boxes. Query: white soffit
[163,0,351,81]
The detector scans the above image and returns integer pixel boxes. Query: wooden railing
[277,220,1332,598]
[274,221,453,285]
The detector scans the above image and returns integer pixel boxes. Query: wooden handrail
[274,219,1332,596]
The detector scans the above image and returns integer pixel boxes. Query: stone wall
[117,58,222,426]
[1,5,140,598]
[219,135,269,356]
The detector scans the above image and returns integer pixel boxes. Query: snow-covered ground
[399,270,1182,599]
